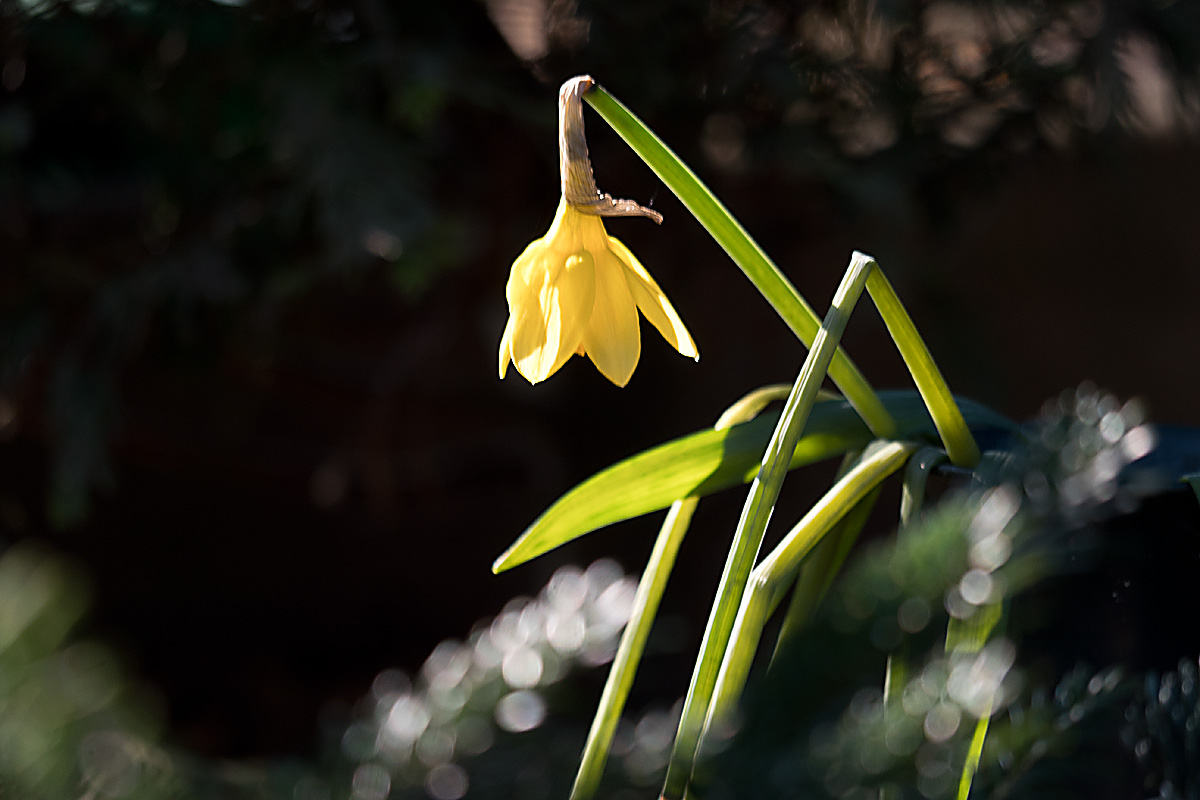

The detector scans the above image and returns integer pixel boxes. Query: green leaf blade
[493,393,1018,573]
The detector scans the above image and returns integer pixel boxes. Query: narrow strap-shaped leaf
[772,481,881,657]
[703,440,919,736]
[569,385,791,800]
[493,392,1015,573]
[663,256,874,799]
[865,265,980,467]
[583,85,895,439]
[569,497,696,800]
[946,600,1005,800]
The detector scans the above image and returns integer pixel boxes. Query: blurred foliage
[0,541,175,798]
[3,385,1200,799]
[4,1,1200,793]
[541,0,1200,213]
[1132,657,1200,800]
[697,385,1199,799]
[0,0,537,522]
[4,0,1200,521]
[0,538,707,799]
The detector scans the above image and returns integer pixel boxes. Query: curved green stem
[568,385,796,800]
[705,440,918,734]
[771,449,867,657]
[569,497,697,800]
[661,253,875,799]
[864,268,979,467]
[772,481,880,657]
[583,85,895,440]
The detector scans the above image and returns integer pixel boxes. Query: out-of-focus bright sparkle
[335,560,637,798]
[495,689,547,733]
[958,568,994,606]
[947,639,1017,717]
[384,695,430,745]
[425,763,469,800]
[545,565,588,611]
[350,763,391,800]
[546,610,587,653]
[415,727,456,767]
[500,647,543,688]
[923,701,962,743]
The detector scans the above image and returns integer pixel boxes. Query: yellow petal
[498,313,515,379]
[581,249,641,387]
[510,250,595,383]
[609,236,699,360]
[499,243,541,381]
[551,198,611,254]
[506,237,547,304]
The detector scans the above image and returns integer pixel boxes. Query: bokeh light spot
[959,569,993,605]
[351,763,391,800]
[897,597,931,633]
[495,690,546,733]
[501,648,543,688]
[425,763,469,800]
[384,695,430,745]
[923,701,961,743]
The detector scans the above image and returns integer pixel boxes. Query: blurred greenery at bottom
[3,386,1200,799]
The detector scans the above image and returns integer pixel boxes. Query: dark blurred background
[3,0,1200,762]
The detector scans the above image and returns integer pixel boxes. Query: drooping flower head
[498,76,698,387]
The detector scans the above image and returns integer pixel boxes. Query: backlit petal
[506,238,546,303]
[609,236,699,360]
[511,250,595,383]
[581,249,641,387]
[498,195,698,386]
[498,313,515,379]
[500,246,543,380]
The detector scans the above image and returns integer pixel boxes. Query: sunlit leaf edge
[493,392,1018,573]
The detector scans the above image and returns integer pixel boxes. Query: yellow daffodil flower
[498,75,698,387]
[498,198,698,387]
